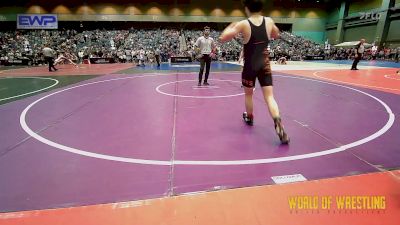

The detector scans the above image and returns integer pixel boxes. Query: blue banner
[17,14,58,29]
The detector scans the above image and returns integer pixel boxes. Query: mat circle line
[20,73,395,166]
[0,77,59,102]
[313,71,400,91]
[384,74,400,81]
[156,79,244,98]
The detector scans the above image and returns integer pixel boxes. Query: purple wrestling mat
[0,71,399,212]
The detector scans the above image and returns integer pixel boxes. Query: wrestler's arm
[219,21,244,43]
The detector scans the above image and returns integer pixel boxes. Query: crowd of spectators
[324,45,399,61]
[0,28,399,66]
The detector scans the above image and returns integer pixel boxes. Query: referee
[42,44,57,72]
[195,26,216,86]
[351,39,365,70]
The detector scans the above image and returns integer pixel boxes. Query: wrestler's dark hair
[242,0,264,13]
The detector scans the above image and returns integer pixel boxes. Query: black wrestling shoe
[198,81,202,86]
[243,112,254,126]
[203,81,210,86]
[274,117,290,144]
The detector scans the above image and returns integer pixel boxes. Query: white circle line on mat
[20,72,395,165]
[0,77,59,101]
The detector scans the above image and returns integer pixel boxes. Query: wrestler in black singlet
[242,17,272,88]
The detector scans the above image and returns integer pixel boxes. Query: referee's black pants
[45,56,57,71]
[351,55,361,69]
[155,55,160,67]
[199,54,211,83]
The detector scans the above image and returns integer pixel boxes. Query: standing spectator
[371,44,378,60]
[155,47,161,67]
[78,49,84,64]
[137,48,145,67]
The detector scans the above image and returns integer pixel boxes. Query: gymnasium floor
[0,60,399,224]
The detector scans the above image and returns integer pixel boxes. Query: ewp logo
[17,14,58,29]
[19,16,55,26]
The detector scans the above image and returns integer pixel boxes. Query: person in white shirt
[78,50,84,64]
[195,26,216,86]
[138,49,145,67]
[42,44,57,72]
[351,38,365,70]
